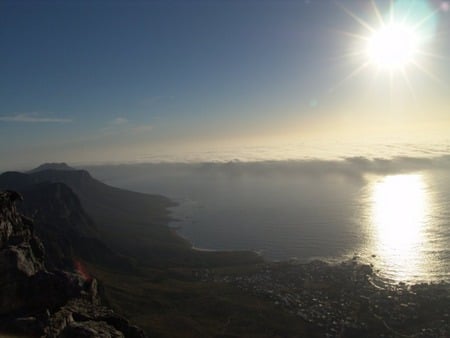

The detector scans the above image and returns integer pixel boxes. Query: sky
[1,0,449,170]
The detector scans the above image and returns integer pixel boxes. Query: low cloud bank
[84,154,450,185]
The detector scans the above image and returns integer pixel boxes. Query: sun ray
[335,1,376,33]
[388,0,395,24]
[398,0,416,26]
[333,62,371,89]
[415,50,449,60]
[329,51,365,62]
[412,7,440,32]
[411,61,448,87]
[370,0,385,26]
[334,29,370,41]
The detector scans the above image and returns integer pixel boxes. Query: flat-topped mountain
[28,162,76,173]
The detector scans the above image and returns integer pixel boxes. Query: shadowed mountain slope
[0,169,185,260]
[19,182,134,271]
[0,191,146,337]
[0,165,261,267]
[0,175,134,271]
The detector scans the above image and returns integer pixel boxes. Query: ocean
[87,144,450,284]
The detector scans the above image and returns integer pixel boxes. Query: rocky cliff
[0,190,146,338]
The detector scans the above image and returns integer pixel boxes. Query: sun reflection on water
[369,174,431,282]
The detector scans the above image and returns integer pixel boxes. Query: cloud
[84,155,450,185]
[111,117,128,125]
[0,113,72,123]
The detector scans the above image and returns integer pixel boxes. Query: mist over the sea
[86,152,450,284]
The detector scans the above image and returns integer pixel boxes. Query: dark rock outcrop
[0,191,146,338]
[0,179,135,272]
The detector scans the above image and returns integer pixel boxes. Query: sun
[366,23,419,70]
[335,0,443,90]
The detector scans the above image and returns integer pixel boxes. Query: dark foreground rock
[0,191,146,337]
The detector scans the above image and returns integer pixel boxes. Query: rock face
[0,190,47,314]
[0,191,146,338]
[0,178,135,272]
[0,168,181,268]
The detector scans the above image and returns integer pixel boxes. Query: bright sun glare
[338,0,442,90]
[366,23,419,69]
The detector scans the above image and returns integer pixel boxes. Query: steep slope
[20,182,134,271]
[0,191,146,337]
[0,173,134,271]
[0,169,190,264]
[0,171,36,190]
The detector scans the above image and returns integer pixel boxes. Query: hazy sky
[1,0,449,169]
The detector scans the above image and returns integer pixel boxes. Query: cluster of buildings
[199,260,450,337]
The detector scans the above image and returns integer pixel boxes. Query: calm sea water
[88,155,450,284]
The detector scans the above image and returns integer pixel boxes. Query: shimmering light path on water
[366,174,430,282]
[361,173,449,283]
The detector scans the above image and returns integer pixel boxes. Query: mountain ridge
[28,162,76,173]
[0,167,261,267]
[0,168,187,265]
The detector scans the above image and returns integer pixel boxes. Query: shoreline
[167,199,450,286]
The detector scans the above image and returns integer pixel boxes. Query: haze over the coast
[1,0,449,170]
[1,1,450,336]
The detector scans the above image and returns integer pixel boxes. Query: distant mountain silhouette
[0,165,261,268]
[0,167,190,265]
[28,162,76,173]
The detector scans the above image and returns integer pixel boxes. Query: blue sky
[1,0,449,169]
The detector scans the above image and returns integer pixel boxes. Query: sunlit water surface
[360,174,449,283]
[89,159,450,285]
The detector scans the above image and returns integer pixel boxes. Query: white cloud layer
[0,113,72,123]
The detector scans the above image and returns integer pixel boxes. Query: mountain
[0,165,278,337]
[18,182,134,271]
[28,162,76,173]
[0,168,189,265]
[0,169,134,271]
[0,166,261,267]
[0,191,146,337]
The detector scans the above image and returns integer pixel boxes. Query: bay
[87,155,450,284]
